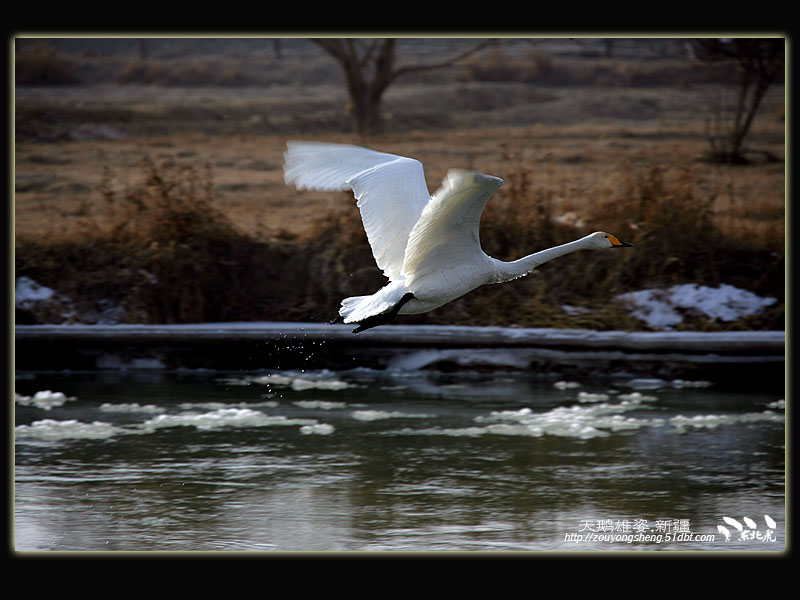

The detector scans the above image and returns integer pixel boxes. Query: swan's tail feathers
[331,282,414,333]
[350,293,415,334]
[346,292,414,333]
[335,295,371,322]
[332,291,415,333]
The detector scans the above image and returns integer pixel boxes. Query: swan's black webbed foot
[351,293,414,334]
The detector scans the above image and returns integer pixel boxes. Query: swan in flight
[283,141,632,333]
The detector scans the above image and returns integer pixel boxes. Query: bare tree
[312,38,497,136]
[692,38,784,164]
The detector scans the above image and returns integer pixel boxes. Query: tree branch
[389,39,498,82]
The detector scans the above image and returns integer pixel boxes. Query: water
[14,368,785,553]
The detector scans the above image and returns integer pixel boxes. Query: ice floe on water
[15,385,337,440]
[140,408,320,432]
[15,419,126,441]
[577,391,611,403]
[14,369,783,445]
[99,402,166,414]
[300,423,335,435]
[218,371,357,392]
[554,380,582,390]
[398,406,663,440]
[391,395,784,440]
[352,409,433,422]
[622,378,713,390]
[669,411,784,434]
[616,392,658,402]
[616,283,777,330]
[15,390,75,411]
[669,379,714,389]
[469,395,665,439]
[177,400,279,411]
[383,378,781,440]
[16,407,336,441]
[293,400,349,410]
[555,378,711,393]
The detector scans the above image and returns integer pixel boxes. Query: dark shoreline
[15,323,785,390]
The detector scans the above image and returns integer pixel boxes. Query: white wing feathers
[283,142,504,291]
[283,141,430,280]
[402,169,503,288]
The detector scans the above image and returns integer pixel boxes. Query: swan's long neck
[490,237,593,284]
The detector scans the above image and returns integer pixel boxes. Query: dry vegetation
[14,39,785,330]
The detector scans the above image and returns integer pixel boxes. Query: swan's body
[283,141,632,333]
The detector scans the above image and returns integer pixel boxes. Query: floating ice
[469,397,665,439]
[294,400,348,410]
[141,408,318,431]
[617,392,658,402]
[15,390,74,411]
[16,419,124,441]
[396,384,780,441]
[622,378,713,390]
[222,372,356,391]
[670,379,713,389]
[624,378,668,390]
[669,410,783,434]
[178,400,279,411]
[99,402,166,414]
[300,423,335,435]
[554,381,582,390]
[476,408,533,421]
[289,378,355,391]
[616,284,777,330]
[352,410,432,421]
[577,391,610,403]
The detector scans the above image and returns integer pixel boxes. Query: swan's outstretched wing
[283,141,431,280]
[402,169,503,288]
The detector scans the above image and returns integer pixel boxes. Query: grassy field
[13,40,785,330]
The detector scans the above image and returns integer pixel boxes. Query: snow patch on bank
[15,277,56,306]
[616,284,777,330]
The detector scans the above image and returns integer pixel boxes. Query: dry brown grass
[15,141,783,330]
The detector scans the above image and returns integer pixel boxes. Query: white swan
[283,141,632,333]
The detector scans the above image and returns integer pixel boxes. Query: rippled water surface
[14,369,785,553]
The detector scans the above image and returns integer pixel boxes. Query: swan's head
[584,231,633,250]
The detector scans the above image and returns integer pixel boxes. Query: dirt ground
[14,80,785,245]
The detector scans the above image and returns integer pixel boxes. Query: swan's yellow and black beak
[608,234,633,248]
